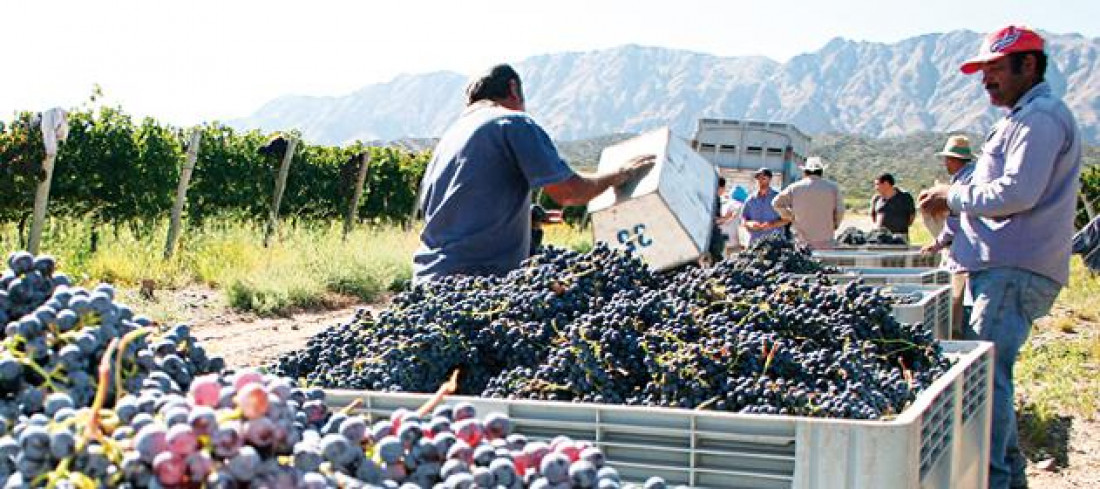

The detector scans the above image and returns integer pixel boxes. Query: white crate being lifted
[588,127,718,271]
[324,341,992,489]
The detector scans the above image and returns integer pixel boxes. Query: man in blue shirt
[414,64,653,284]
[740,168,785,245]
[919,26,1082,489]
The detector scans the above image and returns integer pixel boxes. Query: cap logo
[990,27,1021,53]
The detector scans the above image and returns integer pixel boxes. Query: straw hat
[935,135,975,161]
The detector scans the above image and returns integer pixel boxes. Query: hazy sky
[2,0,1096,126]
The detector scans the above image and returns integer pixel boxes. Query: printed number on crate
[616,224,653,252]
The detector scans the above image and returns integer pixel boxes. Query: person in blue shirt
[740,168,786,246]
[919,26,1082,489]
[414,64,653,284]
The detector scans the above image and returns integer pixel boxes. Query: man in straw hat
[772,157,844,249]
[921,135,977,339]
[918,25,1082,489]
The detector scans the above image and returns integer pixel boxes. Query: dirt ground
[190,305,364,369]
[121,287,374,369]
[1026,417,1100,486]
[1021,308,1100,486]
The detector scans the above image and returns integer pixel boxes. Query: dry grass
[1,217,419,316]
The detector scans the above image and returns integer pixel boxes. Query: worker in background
[414,64,654,284]
[918,26,1081,489]
[716,178,746,256]
[707,177,730,262]
[740,168,786,246]
[869,173,916,242]
[529,204,551,256]
[920,135,977,337]
[772,157,844,249]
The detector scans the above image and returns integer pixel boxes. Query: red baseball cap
[960,25,1045,75]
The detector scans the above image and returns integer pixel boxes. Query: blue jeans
[965,268,1061,489]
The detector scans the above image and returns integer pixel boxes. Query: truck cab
[689,118,811,192]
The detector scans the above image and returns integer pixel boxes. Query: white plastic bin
[790,272,860,285]
[845,267,951,286]
[812,250,940,269]
[836,244,915,251]
[324,341,992,489]
[884,284,953,340]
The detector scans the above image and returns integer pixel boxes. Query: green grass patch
[0,216,422,316]
[1016,331,1099,463]
[1055,256,1100,320]
[542,223,592,253]
[1017,335,1100,421]
[185,221,420,316]
[843,196,868,212]
[1015,259,1100,462]
[0,215,592,316]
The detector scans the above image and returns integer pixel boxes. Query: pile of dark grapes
[0,250,665,488]
[837,227,908,246]
[275,238,951,420]
[0,251,226,412]
[720,235,840,275]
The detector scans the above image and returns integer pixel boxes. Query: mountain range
[232,30,1100,145]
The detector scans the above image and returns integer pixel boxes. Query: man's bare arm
[543,154,655,206]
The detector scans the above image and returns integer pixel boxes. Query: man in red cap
[919,25,1082,489]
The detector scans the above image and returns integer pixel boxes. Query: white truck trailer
[689,118,811,191]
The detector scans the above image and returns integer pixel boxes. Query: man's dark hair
[1008,50,1047,82]
[466,64,522,105]
[718,177,727,187]
[804,169,823,177]
[876,173,896,186]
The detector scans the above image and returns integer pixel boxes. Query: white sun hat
[803,156,827,172]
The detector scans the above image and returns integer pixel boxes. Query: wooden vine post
[164,129,203,259]
[343,151,372,241]
[28,108,69,254]
[263,137,298,248]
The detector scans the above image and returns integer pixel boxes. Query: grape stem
[759,341,780,381]
[339,398,363,415]
[898,357,915,389]
[83,337,119,447]
[417,368,460,418]
[113,327,153,403]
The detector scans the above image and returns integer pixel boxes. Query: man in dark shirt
[869,173,916,241]
[414,64,653,284]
